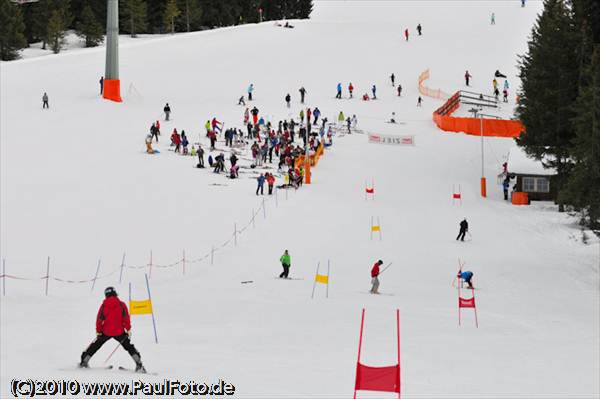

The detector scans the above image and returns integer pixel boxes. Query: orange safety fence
[433,91,525,138]
[418,69,452,100]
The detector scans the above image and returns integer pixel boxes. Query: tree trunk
[186,0,190,32]
[130,15,135,38]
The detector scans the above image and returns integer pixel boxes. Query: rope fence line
[0,183,299,296]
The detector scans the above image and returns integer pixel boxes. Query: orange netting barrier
[433,91,525,138]
[418,69,451,100]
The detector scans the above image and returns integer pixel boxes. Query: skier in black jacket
[456,218,469,241]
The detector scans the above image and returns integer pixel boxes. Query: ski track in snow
[1,1,599,398]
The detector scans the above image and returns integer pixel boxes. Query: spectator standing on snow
[42,92,49,109]
[503,89,508,103]
[456,218,469,241]
[285,93,291,108]
[457,270,474,289]
[390,73,395,86]
[397,84,403,96]
[336,82,342,99]
[348,82,354,98]
[370,260,383,294]
[465,70,472,86]
[244,108,250,125]
[417,23,422,35]
[504,80,509,90]
[99,76,104,95]
[371,85,377,99]
[338,111,345,125]
[208,130,217,150]
[417,96,423,106]
[404,28,409,41]
[279,250,291,278]
[256,173,266,195]
[197,145,205,168]
[299,87,306,103]
[491,13,496,25]
[79,287,146,372]
[251,106,260,126]
[247,84,254,101]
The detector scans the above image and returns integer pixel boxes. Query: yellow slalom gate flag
[315,274,329,284]
[371,225,381,232]
[129,299,153,315]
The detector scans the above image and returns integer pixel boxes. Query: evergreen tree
[76,3,103,47]
[561,45,600,229]
[0,0,27,61]
[121,0,148,37]
[47,8,67,53]
[516,0,580,211]
[163,0,180,34]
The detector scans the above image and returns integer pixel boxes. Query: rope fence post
[252,209,256,229]
[234,223,238,246]
[91,258,102,291]
[182,250,186,275]
[262,198,266,219]
[2,258,5,296]
[211,245,215,265]
[275,187,278,207]
[119,252,126,284]
[45,256,50,296]
[148,250,153,279]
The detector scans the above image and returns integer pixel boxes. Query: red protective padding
[452,193,461,199]
[365,188,374,194]
[459,297,476,308]
[103,79,122,102]
[355,363,400,393]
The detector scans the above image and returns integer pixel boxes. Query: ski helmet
[104,286,117,297]
[378,260,383,265]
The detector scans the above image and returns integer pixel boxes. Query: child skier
[299,87,307,103]
[163,103,171,121]
[279,250,291,278]
[247,84,254,101]
[336,82,342,99]
[348,82,354,98]
[370,260,383,294]
[256,173,266,195]
[79,287,146,372]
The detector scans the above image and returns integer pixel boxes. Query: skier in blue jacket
[457,271,474,289]
[256,174,266,195]
[336,83,342,99]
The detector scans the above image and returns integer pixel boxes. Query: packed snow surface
[1,1,598,398]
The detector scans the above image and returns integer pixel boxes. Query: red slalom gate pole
[472,287,479,328]
[354,308,365,399]
[397,309,401,399]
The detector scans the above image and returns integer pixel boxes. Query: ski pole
[103,335,128,364]
[378,262,393,275]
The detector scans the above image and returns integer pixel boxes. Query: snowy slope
[1,1,599,398]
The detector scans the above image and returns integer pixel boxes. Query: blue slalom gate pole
[144,274,158,343]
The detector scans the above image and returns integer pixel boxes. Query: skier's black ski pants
[456,230,466,241]
[280,264,290,278]
[83,333,139,359]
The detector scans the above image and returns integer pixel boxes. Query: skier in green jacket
[279,250,291,278]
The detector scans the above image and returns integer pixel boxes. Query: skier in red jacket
[79,287,145,372]
[404,28,409,41]
[370,260,383,294]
